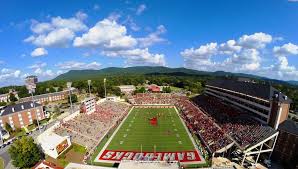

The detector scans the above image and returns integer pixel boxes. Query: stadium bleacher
[54,101,130,150]
[130,93,277,153]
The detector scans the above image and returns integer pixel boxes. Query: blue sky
[0,0,298,87]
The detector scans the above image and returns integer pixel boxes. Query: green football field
[106,107,195,152]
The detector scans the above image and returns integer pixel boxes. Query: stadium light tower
[67,82,73,114]
[0,128,3,144]
[104,78,107,98]
[87,80,91,96]
[25,76,41,133]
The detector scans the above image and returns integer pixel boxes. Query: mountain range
[53,66,298,86]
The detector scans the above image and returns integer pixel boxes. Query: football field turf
[95,106,205,164]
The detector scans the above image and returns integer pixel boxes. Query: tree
[135,87,146,94]
[8,137,43,168]
[9,93,18,102]
[4,122,13,133]
[53,105,61,114]
[68,94,78,103]
[0,101,6,106]
[162,86,171,93]
[33,119,38,127]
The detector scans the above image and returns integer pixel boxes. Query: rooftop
[118,161,179,169]
[37,132,68,149]
[0,101,42,116]
[206,79,291,103]
[278,119,298,136]
[65,163,112,169]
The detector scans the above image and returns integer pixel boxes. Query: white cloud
[181,33,298,80]
[136,4,146,15]
[238,32,272,49]
[28,62,56,78]
[219,40,242,55]
[107,12,121,21]
[75,11,88,21]
[74,19,137,50]
[138,25,167,47]
[181,42,218,58]
[103,48,165,66]
[56,61,101,70]
[223,49,261,71]
[0,68,21,80]
[31,48,48,57]
[28,62,47,69]
[273,43,298,57]
[181,43,218,71]
[73,17,167,66]
[30,22,53,34]
[29,28,75,47]
[25,12,87,48]
[123,15,140,31]
[265,43,298,80]
[51,16,87,32]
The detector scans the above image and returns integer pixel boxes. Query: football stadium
[94,106,205,164]
[2,1,298,169]
[47,78,292,169]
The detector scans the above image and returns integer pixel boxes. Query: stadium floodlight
[67,82,73,114]
[0,128,3,144]
[54,87,59,92]
[88,80,91,96]
[104,78,107,98]
[25,78,41,133]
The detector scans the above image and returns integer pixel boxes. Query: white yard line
[95,106,206,165]
[94,107,135,163]
[174,106,206,164]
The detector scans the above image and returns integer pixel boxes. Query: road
[0,121,56,169]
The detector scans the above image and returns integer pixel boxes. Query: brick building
[272,120,298,169]
[18,88,78,105]
[0,101,45,129]
[205,79,291,129]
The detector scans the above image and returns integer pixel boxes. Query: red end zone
[98,150,202,162]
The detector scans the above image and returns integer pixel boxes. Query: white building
[37,132,71,159]
[81,96,96,114]
[118,85,136,94]
[0,90,19,103]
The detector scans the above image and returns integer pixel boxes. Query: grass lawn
[107,107,194,152]
[170,86,184,92]
[0,157,4,169]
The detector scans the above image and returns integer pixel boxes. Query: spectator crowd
[54,101,130,150]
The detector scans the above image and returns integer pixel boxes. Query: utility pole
[104,78,107,98]
[67,82,73,114]
[25,76,41,133]
[88,80,91,96]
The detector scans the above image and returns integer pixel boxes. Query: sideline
[94,107,135,163]
[174,106,206,165]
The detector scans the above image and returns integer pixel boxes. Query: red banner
[98,150,202,162]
